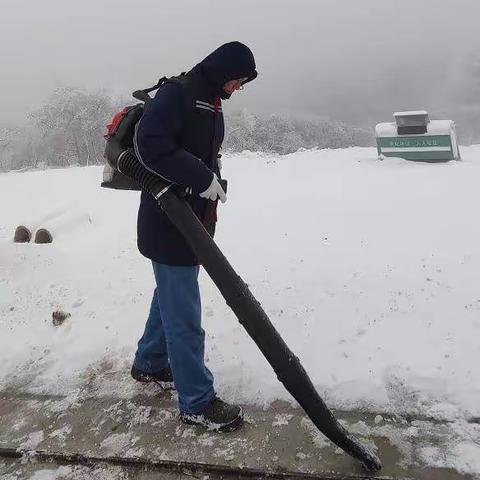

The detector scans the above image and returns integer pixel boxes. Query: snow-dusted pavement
[1,146,480,475]
[0,380,476,479]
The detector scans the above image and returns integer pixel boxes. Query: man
[131,42,257,432]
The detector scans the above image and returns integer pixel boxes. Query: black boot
[131,365,175,390]
[180,396,243,432]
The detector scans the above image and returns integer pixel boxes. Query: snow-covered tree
[0,125,17,171]
[1,88,376,172]
[0,125,34,171]
[29,87,116,167]
[224,110,374,154]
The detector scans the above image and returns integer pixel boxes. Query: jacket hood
[191,42,257,99]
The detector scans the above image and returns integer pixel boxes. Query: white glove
[199,174,227,203]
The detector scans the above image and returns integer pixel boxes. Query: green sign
[376,135,454,161]
[378,135,451,149]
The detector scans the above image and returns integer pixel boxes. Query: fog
[1,0,480,127]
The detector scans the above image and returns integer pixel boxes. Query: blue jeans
[134,262,215,414]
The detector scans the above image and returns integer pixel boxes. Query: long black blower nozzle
[105,144,382,472]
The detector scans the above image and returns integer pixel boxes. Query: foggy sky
[2,0,480,127]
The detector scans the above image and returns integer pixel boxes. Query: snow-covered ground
[1,146,480,423]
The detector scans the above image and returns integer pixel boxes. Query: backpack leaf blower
[102,85,382,472]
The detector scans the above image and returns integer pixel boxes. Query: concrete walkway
[1,373,476,480]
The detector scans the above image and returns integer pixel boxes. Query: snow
[300,417,331,450]
[419,441,480,476]
[376,120,454,137]
[48,425,72,442]
[99,432,140,456]
[8,465,129,480]
[393,110,429,117]
[272,413,293,427]
[1,145,480,425]
[19,430,44,449]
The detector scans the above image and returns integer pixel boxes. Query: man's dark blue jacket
[135,42,257,266]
